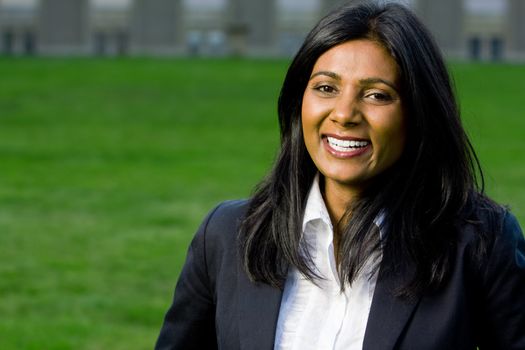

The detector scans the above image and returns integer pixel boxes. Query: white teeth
[327,136,369,152]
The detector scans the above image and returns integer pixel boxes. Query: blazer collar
[235,247,420,350]
[236,264,420,350]
[363,261,421,350]
[237,264,283,350]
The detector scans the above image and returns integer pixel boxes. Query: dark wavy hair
[239,0,492,297]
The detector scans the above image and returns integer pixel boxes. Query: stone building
[90,1,130,56]
[37,0,90,55]
[0,0,37,55]
[507,0,525,60]
[130,0,183,55]
[416,0,464,56]
[226,0,277,56]
[463,1,506,61]
[0,0,524,60]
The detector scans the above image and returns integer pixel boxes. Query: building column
[319,0,346,17]
[226,0,276,56]
[130,0,183,55]
[415,0,464,57]
[0,6,9,55]
[37,0,90,55]
[507,0,525,59]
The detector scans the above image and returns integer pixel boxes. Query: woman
[155,1,525,349]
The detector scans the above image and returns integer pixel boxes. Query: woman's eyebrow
[309,72,398,91]
[309,71,340,80]
[359,77,398,91]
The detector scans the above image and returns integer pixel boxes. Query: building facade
[0,0,524,60]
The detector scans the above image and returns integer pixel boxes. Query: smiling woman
[155,1,525,349]
[302,40,406,222]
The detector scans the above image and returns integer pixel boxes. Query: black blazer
[155,200,525,350]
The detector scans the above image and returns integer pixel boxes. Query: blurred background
[1,1,524,349]
[1,0,525,60]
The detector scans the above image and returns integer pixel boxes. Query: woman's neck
[321,177,359,226]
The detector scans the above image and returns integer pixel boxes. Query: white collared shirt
[274,176,382,350]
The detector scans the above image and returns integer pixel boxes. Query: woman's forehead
[310,40,400,85]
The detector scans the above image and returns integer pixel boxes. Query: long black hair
[239,0,493,297]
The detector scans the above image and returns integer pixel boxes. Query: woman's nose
[329,92,362,126]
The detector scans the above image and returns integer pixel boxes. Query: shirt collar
[302,174,386,236]
[302,174,332,232]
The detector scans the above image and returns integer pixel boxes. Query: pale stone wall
[415,0,465,57]
[226,0,277,55]
[0,0,524,60]
[129,0,183,55]
[90,6,130,56]
[0,4,37,55]
[37,0,90,55]
[507,0,525,59]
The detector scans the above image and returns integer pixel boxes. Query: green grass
[0,57,524,349]
[452,63,525,219]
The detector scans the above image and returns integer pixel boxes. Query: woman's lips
[323,135,371,158]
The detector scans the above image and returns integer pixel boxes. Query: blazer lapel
[237,266,283,350]
[363,263,421,350]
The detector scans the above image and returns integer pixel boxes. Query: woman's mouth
[324,135,371,158]
[326,136,369,152]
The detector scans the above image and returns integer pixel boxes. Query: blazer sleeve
[154,205,221,350]
[478,211,525,349]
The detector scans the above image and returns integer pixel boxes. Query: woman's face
[302,39,406,198]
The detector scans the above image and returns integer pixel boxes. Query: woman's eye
[315,85,336,94]
[366,92,392,102]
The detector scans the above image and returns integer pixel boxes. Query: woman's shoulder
[463,195,521,239]
[203,199,250,231]
[185,200,250,284]
[194,199,250,247]
[459,199,525,347]
[459,195,524,273]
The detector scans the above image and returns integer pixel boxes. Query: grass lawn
[0,57,524,349]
